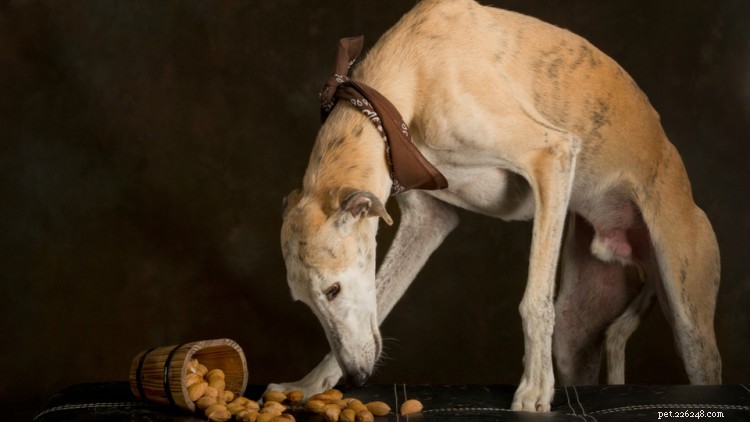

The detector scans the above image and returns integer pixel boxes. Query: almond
[286,390,304,404]
[345,399,367,414]
[323,403,341,422]
[260,401,285,415]
[355,410,374,422]
[324,389,344,401]
[308,393,337,403]
[197,363,209,376]
[196,396,218,410]
[365,401,391,416]
[340,408,356,422]
[227,402,246,415]
[185,372,202,387]
[205,403,232,421]
[400,399,423,415]
[239,411,259,422]
[206,407,231,422]
[206,369,226,381]
[188,381,208,402]
[209,378,226,393]
[205,386,220,399]
[263,390,288,404]
[305,399,326,414]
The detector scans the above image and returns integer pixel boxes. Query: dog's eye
[324,283,341,301]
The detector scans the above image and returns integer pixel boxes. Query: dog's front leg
[375,191,459,321]
[267,191,458,398]
[512,135,579,412]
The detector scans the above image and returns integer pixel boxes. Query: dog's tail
[605,281,655,384]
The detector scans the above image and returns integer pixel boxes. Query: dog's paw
[510,378,554,412]
[262,353,343,402]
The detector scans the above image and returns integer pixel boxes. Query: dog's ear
[282,188,303,219]
[334,187,393,227]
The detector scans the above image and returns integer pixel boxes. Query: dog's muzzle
[343,367,371,387]
[340,328,381,387]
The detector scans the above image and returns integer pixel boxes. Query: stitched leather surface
[35,383,750,421]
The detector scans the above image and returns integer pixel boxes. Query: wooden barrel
[128,338,248,412]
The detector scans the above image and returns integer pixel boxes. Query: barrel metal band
[163,343,185,407]
[135,347,155,400]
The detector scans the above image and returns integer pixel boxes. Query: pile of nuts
[300,389,389,421]
[185,358,422,421]
[268,388,423,421]
[185,358,255,421]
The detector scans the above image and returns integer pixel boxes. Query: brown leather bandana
[319,36,448,195]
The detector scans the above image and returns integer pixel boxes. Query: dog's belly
[428,166,535,221]
[428,165,648,265]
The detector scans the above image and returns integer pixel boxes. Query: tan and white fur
[274,0,721,412]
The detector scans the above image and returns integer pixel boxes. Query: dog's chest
[427,166,535,221]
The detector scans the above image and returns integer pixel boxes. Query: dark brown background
[2,0,749,418]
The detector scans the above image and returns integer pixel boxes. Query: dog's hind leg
[266,191,458,397]
[637,144,722,384]
[647,207,721,384]
[553,214,642,385]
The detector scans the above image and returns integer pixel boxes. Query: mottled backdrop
[1,0,748,417]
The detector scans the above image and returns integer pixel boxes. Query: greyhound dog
[274,0,721,412]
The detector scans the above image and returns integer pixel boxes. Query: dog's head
[281,186,392,385]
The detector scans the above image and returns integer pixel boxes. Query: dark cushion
[34,382,750,421]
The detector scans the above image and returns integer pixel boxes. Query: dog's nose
[344,367,370,387]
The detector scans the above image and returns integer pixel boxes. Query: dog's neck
[305,39,420,203]
[352,47,418,126]
[303,104,395,203]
